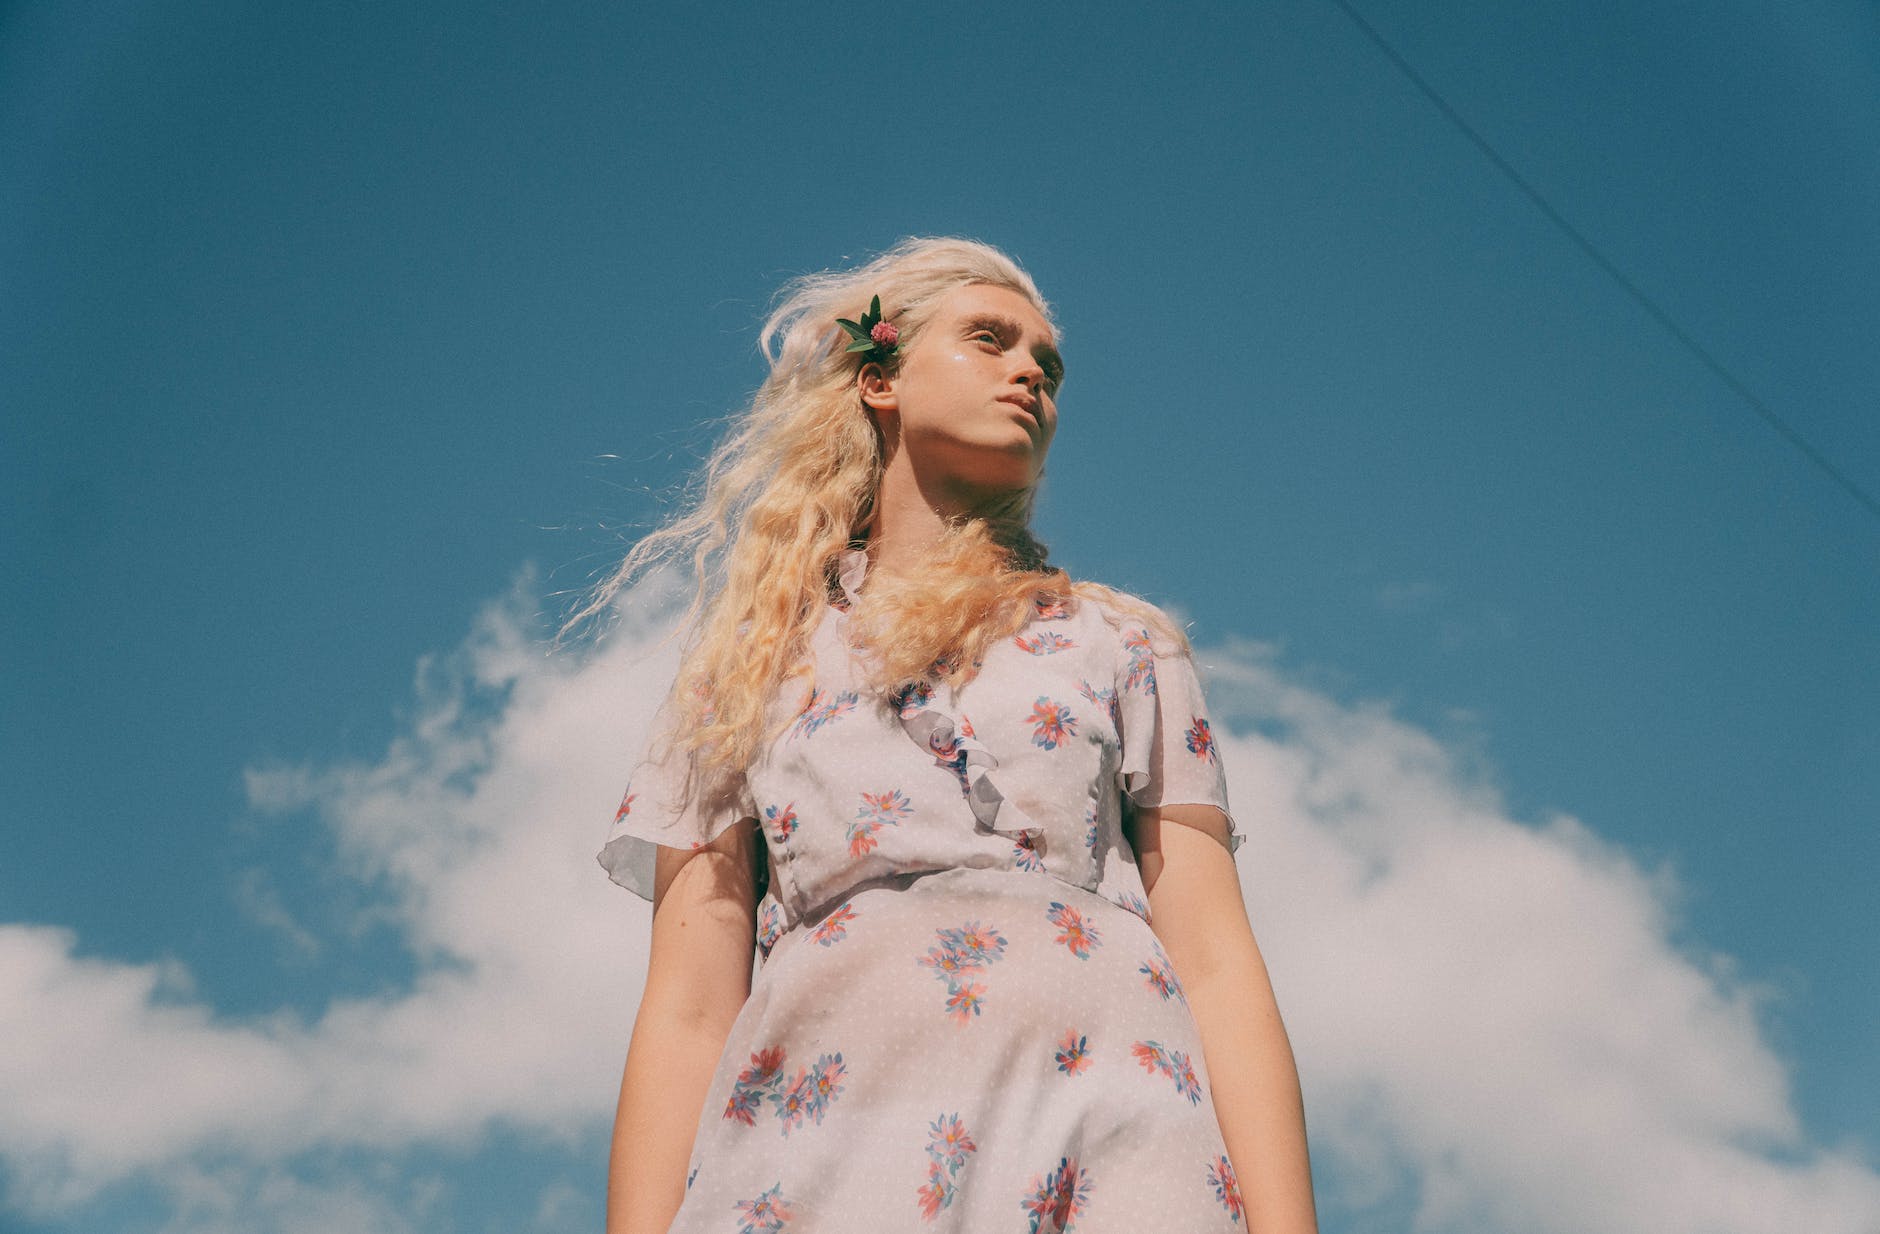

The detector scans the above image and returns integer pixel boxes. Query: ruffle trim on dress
[894,677,1046,846]
[832,546,1047,851]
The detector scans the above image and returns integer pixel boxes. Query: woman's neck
[862,479,1025,580]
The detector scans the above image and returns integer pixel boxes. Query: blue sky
[3,2,1876,1231]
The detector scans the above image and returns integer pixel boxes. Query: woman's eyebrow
[962,312,1066,382]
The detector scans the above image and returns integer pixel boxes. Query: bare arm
[607,819,762,1234]
[1129,802,1318,1234]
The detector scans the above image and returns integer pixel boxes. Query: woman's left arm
[1130,802,1319,1234]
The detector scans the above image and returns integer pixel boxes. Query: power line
[1327,0,1880,524]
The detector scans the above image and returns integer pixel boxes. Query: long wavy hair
[563,236,1188,801]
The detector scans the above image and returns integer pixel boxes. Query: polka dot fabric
[599,548,1247,1231]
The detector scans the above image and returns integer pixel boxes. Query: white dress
[600,548,1247,1232]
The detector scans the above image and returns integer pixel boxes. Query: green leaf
[844,339,876,354]
[835,318,865,338]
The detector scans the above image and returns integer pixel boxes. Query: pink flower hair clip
[835,295,901,367]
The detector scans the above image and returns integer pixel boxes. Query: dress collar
[834,546,870,609]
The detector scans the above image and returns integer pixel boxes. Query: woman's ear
[858,362,897,415]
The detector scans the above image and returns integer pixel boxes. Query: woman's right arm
[606,819,762,1234]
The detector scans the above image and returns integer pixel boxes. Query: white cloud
[150,1157,445,1234]
[1199,637,1880,1230]
[0,570,1874,1232]
[232,866,323,963]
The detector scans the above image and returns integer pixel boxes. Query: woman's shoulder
[1060,579,1190,658]
[1058,578,1165,626]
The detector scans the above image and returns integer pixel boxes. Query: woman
[581,237,1316,1233]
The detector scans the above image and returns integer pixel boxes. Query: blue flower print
[1185,715,1219,765]
[919,921,1009,1025]
[1027,697,1078,750]
[1140,937,1186,1005]
[734,1181,793,1233]
[764,801,798,843]
[1076,678,1121,737]
[1021,1156,1093,1233]
[849,788,912,856]
[789,686,859,739]
[915,1112,979,1219]
[1130,1040,1202,1104]
[1122,628,1158,695]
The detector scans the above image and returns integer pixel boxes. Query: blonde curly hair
[563,236,1187,803]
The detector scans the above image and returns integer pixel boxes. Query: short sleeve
[596,692,759,901]
[1112,617,1244,856]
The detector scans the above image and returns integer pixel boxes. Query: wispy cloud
[0,570,1872,1231]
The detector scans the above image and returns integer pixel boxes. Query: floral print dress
[599,548,1248,1233]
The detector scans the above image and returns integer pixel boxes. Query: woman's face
[860,281,1064,497]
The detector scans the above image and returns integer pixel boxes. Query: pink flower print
[848,788,913,856]
[1207,1154,1246,1223]
[1027,697,1078,750]
[769,1052,846,1136]
[861,788,914,825]
[916,1161,951,1222]
[1054,1029,1091,1077]
[929,1111,977,1166]
[918,945,972,982]
[1013,830,1045,872]
[921,921,1007,1022]
[1034,594,1070,619]
[958,711,976,739]
[1130,1040,1203,1104]
[1014,631,1077,655]
[1046,901,1103,959]
[1172,1052,1201,1101]
[1075,679,1120,736]
[763,801,798,843]
[724,1046,787,1126]
[772,1071,812,1132]
[1185,715,1219,765]
[946,921,1008,966]
[916,1112,979,1219]
[1082,798,1099,851]
[810,901,857,947]
[756,900,783,959]
[735,1182,793,1233]
[789,686,859,739]
[612,788,636,822]
[1021,1156,1093,1234]
[1131,1040,1173,1079]
[943,979,987,1024]
[894,678,935,718]
[1122,628,1157,695]
[1140,938,1186,1004]
[1118,890,1152,924]
[807,1052,847,1116]
[725,1046,846,1135]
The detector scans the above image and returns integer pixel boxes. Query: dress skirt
[669,866,1247,1233]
